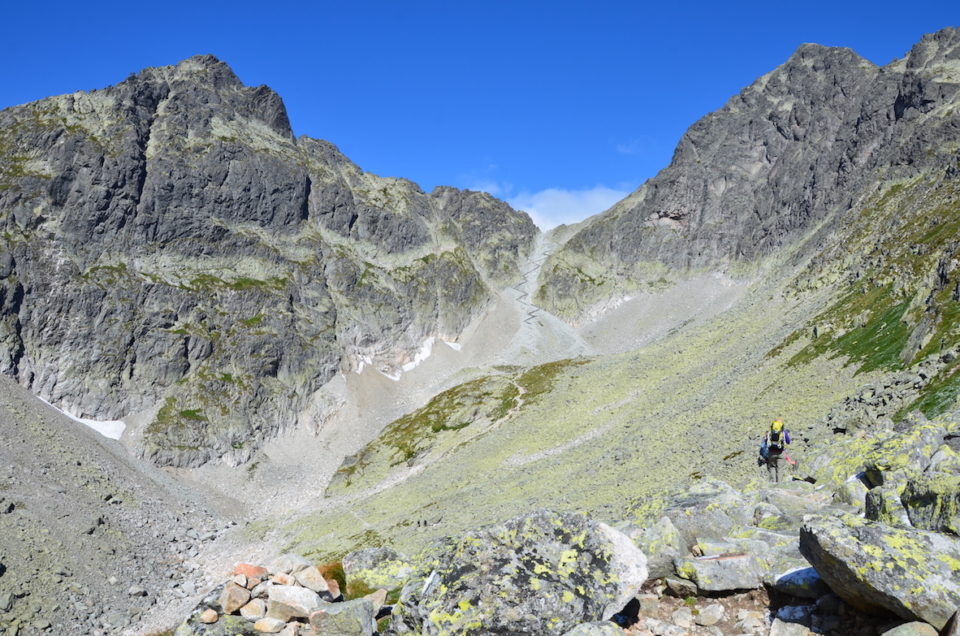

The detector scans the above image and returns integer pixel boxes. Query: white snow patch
[402,337,435,372]
[441,339,462,351]
[37,396,126,440]
[379,369,401,382]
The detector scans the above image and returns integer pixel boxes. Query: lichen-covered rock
[342,547,413,594]
[674,553,764,592]
[865,486,910,526]
[626,516,686,579]
[901,473,960,534]
[799,513,960,630]
[308,597,376,636]
[663,479,754,549]
[390,509,647,634]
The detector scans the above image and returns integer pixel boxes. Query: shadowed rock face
[538,27,960,319]
[0,55,537,467]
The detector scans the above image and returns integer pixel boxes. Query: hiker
[761,419,791,482]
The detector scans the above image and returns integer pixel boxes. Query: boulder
[561,622,626,635]
[218,582,250,615]
[901,473,960,534]
[674,553,763,592]
[342,547,413,593]
[295,565,330,593]
[308,597,376,636]
[865,486,909,526]
[800,513,960,630]
[267,584,324,620]
[390,509,647,634]
[832,476,870,510]
[764,562,830,599]
[663,480,754,549]
[626,516,685,579]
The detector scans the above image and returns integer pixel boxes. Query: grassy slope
[272,276,865,562]
[267,169,960,563]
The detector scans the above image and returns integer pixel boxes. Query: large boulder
[390,509,647,634]
[901,473,960,534]
[800,513,960,630]
[621,516,685,579]
[674,553,764,592]
[342,547,414,594]
[865,486,910,526]
[308,598,376,636]
[663,480,754,549]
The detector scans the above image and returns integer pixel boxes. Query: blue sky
[3,2,956,228]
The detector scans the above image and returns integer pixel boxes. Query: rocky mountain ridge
[538,27,960,321]
[0,55,537,467]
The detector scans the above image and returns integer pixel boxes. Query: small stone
[881,622,940,636]
[220,581,252,614]
[273,572,297,586]
[107,576,119,585]
[279,623,300,636]
[769,617,813,635]
[254,616,287,633]
[696,603,724,626]
[199,608,218,624]
[232,574,248,587]
[671,606,693,628]
[240,598,268,620]
[247,577,262,590]
[127,585,147,597]
[0,592,13,612]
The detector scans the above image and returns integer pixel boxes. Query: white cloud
[507,185,629,230]
[616,138,644,155]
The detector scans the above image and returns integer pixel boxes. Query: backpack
[768,430,784,452]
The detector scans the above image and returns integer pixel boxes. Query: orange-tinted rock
[233,562,268,579]
[272,572,297,586]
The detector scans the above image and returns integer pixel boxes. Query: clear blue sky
[3,2,956,227]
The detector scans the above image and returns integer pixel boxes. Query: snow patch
[441,339,462,351]
[37,396,126,440]
[402,337,435,372]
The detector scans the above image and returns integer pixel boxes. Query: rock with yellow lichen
[662,479,755,550]
[799,513,960,630]
[389,509,647,635]
[901,473,960,534]
[342,547,414,596]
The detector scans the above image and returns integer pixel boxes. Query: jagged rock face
[538,28,960,319]
[0,55,537,466]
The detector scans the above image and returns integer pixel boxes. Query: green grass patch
[516,357,590,403]
[898,360,960,420]
[786,286,910,374]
